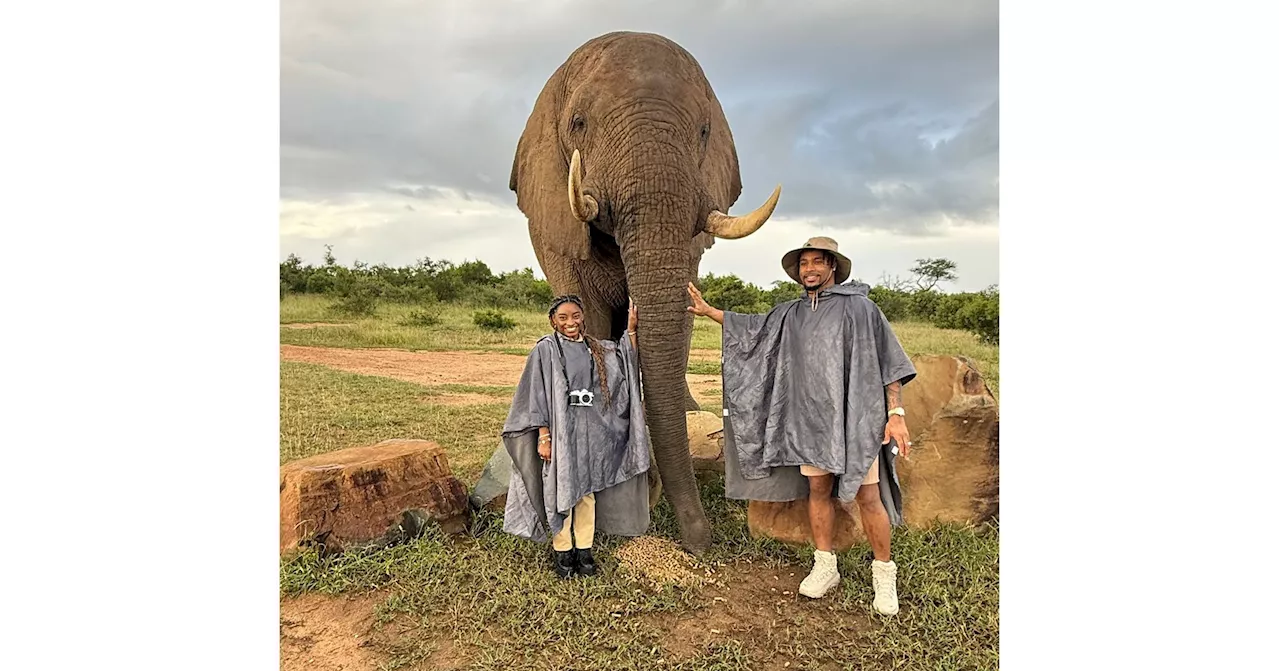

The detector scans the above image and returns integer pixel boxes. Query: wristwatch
[887,407,906,418]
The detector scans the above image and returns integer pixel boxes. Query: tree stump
[280,439,470,555]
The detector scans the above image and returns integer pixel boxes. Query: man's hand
[628,298,638,332]
[686,282,725,324]
[883,415,910,459]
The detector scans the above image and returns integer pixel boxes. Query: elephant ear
[510,65,592,261]
[695,85,745,255]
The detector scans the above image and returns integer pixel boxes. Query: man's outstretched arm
[686,282,724,324]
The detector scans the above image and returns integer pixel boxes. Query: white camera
[568,389,595,407]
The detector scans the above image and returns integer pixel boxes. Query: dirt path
[279,559,869,670]
[280,345,722,399]
[280,592,382,671]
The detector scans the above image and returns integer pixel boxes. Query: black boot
[552,550,575,579]
[574,548,597,577]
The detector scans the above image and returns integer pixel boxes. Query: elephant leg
[680,316,701,411]
[683,386,700,412]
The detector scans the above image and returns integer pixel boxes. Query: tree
[876,271,913,292]
[909,258,958,292]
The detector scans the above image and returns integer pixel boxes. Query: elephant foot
[675,509,712,555]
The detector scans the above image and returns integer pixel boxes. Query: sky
[280,0,999,292]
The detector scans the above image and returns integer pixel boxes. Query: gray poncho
[501,331,652,542]
[720,282,917,520]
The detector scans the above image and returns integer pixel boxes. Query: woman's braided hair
[547,295,611,409]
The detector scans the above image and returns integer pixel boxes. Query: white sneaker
[798,550,840,598]
[871,559,899,615]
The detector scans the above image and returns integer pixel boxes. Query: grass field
[279,294,999,397]
[279,293,1000,670]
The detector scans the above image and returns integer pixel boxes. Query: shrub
[381,283,439,305]
[907,289,943,321]
[473,309,516,331]
[329,290,377,317]
[955,290,999,344]
[762,280,801,307]
[868,286,910,321]
[698,273,770,313]
[305,272,336,294]
[400,308,442,327]
[328,274,380,317]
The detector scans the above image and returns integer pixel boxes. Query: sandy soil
[280,592,381,671]
[280,344,722,401]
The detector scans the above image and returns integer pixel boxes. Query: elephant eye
[699,123,710,142]
[571,114,586,133]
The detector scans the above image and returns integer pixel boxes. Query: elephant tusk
[703,184,782,239]
[568,149,599,222]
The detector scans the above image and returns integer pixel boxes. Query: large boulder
[745,354,1000,550]
[280,439,470,555]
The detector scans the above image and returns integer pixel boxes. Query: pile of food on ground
[614,535,721,591]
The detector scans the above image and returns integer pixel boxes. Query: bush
[954,290,999,344]
[762,280,801,307]
[698,273,770,313]
[907,289,943,321]
[329,289,377,317]
[400,308,442,327]
[305,272,336,294]
[381,283,438,305]
[868,286,910,321]
[328,274,380,317]
[279,247,1000,343]
[473,309,516,331]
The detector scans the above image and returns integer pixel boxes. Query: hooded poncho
[719,281,917,518]
[500,331,652,542]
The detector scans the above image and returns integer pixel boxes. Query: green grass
[282,477,999,670]
[280,362,509,481]
[280,294,547,353]
[891,320,1000,398]
[281,295,997,394]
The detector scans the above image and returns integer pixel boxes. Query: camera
[568,389,595,407]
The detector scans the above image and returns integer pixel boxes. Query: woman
[501,295,652,578]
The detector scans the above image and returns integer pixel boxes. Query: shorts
[800,456,880,485]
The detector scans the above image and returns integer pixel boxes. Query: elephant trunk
[616,202,713,554]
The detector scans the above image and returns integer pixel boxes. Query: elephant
[508,31,781,553]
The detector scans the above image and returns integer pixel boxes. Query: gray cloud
[282,0,998,240]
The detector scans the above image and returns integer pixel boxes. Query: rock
[897,354,1000,525]
[745,355,1000,550]
[748,499,864,550]
[469,442,513,512]
[280,439,470,555]
[686,411,725,473]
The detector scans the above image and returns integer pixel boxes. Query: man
[687,236,916,615]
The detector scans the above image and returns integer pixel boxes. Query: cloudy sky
[280,0,998,291]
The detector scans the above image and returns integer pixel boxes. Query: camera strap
[551,332,595,407]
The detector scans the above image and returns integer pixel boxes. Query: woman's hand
[538,428,551,461]
[628,298,639,332]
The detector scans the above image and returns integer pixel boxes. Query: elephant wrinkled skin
[509,31,781,553]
